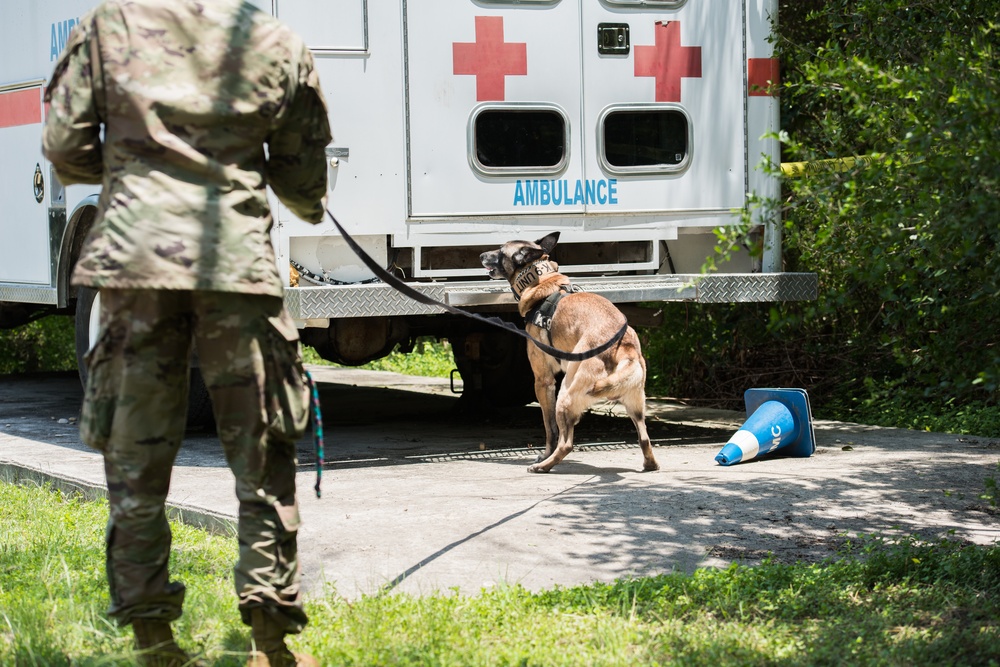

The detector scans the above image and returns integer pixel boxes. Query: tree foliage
[645,1,1000,429]
[779,1,1000,408]
[0,316,76,375]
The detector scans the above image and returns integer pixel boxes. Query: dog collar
[511,259,558,300]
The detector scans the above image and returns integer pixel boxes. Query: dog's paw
[533,453,545,464]
[643,462,661,472]
[527,464,549,474]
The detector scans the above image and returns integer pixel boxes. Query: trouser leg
[192,292,310,634]
[82,289,192,624]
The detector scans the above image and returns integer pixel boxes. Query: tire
[74,287,215,431]
[450,326,537,408]
[73,287,100,388]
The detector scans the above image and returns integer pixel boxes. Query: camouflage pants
[80,288,311,633]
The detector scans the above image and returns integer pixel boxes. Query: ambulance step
[284,273,817,320]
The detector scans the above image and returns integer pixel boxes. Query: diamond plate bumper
[0,285,57,306]
[284,273,817,320]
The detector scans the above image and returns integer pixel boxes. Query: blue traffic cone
[714,388,816,466]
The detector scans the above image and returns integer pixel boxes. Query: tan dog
[480,232,659,474]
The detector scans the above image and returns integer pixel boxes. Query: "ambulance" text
[513,178,618,207]
[50,18,80,61]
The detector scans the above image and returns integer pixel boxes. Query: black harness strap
[524,284,579,331]
[324,209,627,361]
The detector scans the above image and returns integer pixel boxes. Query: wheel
[450,326,537,408]
[73,286,100,387]
[74,287,215,431]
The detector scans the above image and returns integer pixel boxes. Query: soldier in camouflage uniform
[42,1,331,665]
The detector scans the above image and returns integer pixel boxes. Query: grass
[2,480,999,666]
[827,397,1000,439]
[301,337,456,379]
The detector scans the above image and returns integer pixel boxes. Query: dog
[480,232,659,474]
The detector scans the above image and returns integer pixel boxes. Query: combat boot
[132,618,193,667]
[247,608,319,667]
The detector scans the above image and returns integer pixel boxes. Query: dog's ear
[536,232,560,255]
[512,244,546,267]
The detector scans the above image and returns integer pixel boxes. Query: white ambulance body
[0,0,814,402]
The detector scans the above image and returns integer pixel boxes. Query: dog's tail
[590,357,644,399]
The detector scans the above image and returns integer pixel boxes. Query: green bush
[644,2,1000,433]
[782,0,1000,399]
[0,316,76,375]
[302,337,455,378]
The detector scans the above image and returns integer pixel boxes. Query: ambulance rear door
[582,0,746,214]
[404,0,746,220]
[405,0,585,218]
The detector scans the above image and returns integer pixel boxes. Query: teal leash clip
[304,370,325,498]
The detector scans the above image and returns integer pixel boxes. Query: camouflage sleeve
[42,14,104,186]
[266,44,333,224]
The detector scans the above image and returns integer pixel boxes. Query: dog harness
[524,283,581,331]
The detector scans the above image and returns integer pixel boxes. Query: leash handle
[323,209,627,362]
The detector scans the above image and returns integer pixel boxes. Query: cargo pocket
[262,311,311,443]
[274,496,302,533]
[79,327,123,452]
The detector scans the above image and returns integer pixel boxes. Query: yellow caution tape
[780,155,882,178]
[780,153,919,178]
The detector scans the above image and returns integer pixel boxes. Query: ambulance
[0,0,815,407]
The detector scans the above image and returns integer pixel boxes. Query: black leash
[324,209,627,362]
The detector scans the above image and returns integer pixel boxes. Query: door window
[599,106,691,174]
[470,104,570,175]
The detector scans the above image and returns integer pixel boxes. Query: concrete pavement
[1,367,998,599]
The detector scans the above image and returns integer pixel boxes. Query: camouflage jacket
[43,0,332,296]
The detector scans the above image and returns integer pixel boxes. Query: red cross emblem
[748,58,780,96]
[634,21,702,103]
[453,16,527,101]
